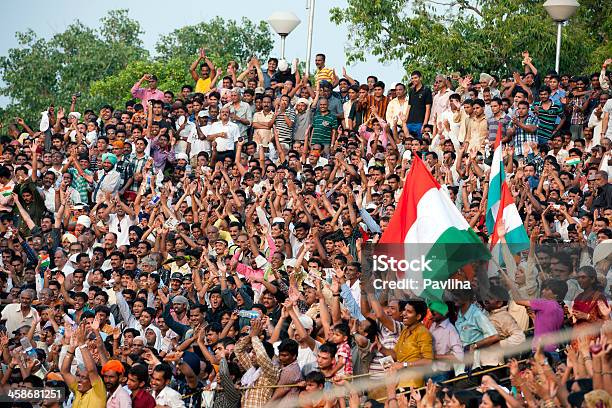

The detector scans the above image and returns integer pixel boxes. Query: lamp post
[543,0,579,74]
[305,0,316,76]
[267,11,301,60]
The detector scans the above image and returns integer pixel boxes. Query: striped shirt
[311,111,338,146]
[533,101,563,142]
[367,95,389,119]
[486,114,511,142]
[315,67,335,84]
[274,106,296,145]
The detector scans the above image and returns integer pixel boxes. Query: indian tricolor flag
[378,155,490,301]
[486,124,504,234]
[486,125,529,275]
[489,182,529,253]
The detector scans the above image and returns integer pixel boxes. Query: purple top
[530,299,564,352]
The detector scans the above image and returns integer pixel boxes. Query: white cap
[297,315,314,330]
[365,203,377,211]
[296,98,310,107]
[176,153,189,161]
[278,59,289,72]
[272,217,285,224]
[76,215,91,228]
[68,112,82,121]
[69,253,79,265]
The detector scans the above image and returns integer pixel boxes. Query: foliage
[0,9,147,124]
[88,58,194,109]
[155,17,274,69]
[0,11,273,126]
[330,0,609,81]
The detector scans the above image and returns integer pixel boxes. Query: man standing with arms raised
[131,74,164,112]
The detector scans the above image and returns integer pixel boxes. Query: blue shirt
[550,89,566,106]
[454,303,498,346]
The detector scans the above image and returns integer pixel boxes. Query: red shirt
[132,389,156,408]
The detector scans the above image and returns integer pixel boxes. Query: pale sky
[0,0,405,107]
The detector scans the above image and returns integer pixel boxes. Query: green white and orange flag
[378,154,490,300]
[486,124,504,234]
[486,124,529,255]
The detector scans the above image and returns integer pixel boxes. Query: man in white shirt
[207,107,240,164]
[150,363,185,408]
[92,153,122,204]
[386,83,410,129]
[430,75,453,133]
[174,109,196,155]
[598,96,612,141]
[1,289,39,337]
[189,112,212,159]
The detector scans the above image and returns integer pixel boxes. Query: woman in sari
[572,265,608,324]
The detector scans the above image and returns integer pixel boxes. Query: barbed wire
[262,321,604,408]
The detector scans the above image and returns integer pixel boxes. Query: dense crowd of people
[0,44,611,408]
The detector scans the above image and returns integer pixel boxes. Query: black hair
[94,305,111,317]
[278,338,299,357]
[473,98,486,108]
[153,362,173,381]
[0,166,11,179]
[128,363,149,385]
[541,278,569,301]
[406,300,428,321]
[452,390,480,408]
[319,342,337,358]
[484,390,507,408]
[304,370,325,386]
[262,341,275,359]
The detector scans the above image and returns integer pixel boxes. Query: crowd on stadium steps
[0,46,611,407]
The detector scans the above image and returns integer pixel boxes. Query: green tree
[155,16,274,69]
[0,9,147,124]
[330,0,608,81]
[88,58,193,109]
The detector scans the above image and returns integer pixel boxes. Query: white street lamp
[267,11,301,60]
[543,0,579,73]
[305,0,316,76]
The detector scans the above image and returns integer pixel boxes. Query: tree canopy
[155,16,274,69]
[330,0,610,81]
[0,10,273,124]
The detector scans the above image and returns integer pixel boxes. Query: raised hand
[250,318,263,338]
[598,300,611,318]
[112,326,121,341]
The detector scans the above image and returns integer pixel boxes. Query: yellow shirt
[70,377,106,408]
[394,323,433,388]
[195,77,212,94]
[315,67,334,85]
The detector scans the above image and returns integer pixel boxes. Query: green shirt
[533,101,563,141]
[311,111,337,146]
[68,167,93,203]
